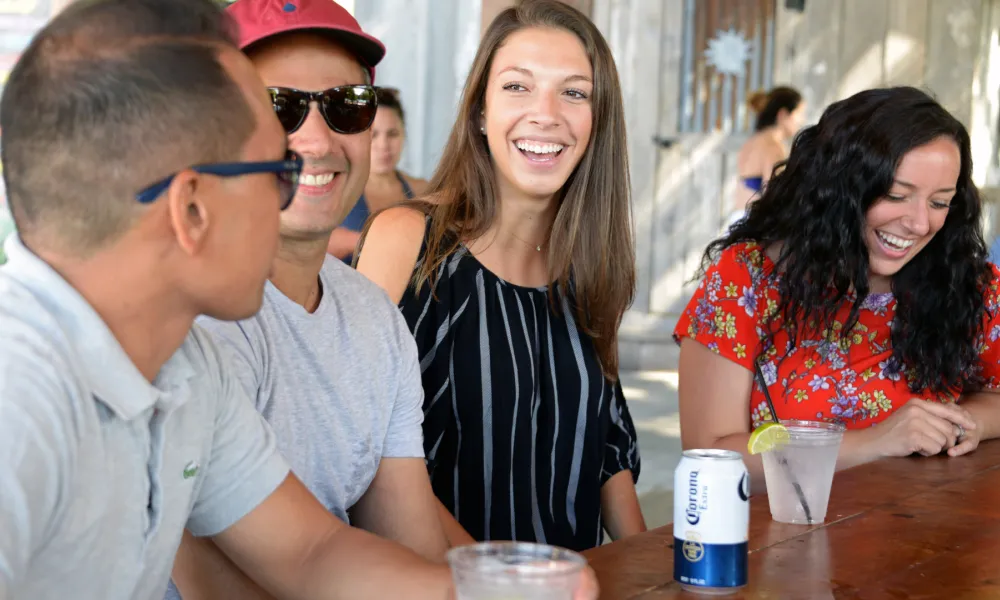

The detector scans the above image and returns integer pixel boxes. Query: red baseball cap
[227,0,385,82]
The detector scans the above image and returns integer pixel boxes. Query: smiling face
[865,135,961,291]
[249,33,371,240]
[482,26,594,203]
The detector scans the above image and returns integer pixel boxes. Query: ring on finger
[956,424,966,440]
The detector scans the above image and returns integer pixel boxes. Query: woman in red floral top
[675,87,1000,491]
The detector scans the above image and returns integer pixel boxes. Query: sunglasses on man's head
[269,85,379,135]
[135,150,303,210]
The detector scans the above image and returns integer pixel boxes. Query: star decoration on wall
[704,28,753,77]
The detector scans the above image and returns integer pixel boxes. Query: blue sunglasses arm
[135,159,302,204]
[136,177,174,204]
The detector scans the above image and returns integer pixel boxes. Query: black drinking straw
[754,361,814,524]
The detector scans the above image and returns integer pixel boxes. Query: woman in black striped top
[357,0,645,551]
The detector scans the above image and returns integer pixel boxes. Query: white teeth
[877,230,915,250]
[515,140,565,155]
[301,173,335,186]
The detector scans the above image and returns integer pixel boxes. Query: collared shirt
[0,236,290,600]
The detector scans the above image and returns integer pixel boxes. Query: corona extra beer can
[673,449,749,594]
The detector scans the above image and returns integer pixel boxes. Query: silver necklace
[509,231,545,252]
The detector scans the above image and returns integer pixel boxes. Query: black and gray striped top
[399,243,641,551]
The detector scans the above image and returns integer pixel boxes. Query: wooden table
[584,441,1000,599]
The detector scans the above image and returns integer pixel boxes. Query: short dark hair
[1,0,255,253]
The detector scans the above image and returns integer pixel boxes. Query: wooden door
[594,0,776,322]
[652,0,776,317]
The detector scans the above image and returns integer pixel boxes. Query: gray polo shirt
[0,236,290,600]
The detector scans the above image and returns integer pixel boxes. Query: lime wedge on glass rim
[747,422,790,454]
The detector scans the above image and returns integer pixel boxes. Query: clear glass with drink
[447,541,586,600]
[761,420,845,525]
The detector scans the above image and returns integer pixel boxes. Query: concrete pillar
[481,0,593,33]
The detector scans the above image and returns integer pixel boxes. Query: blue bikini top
[742,176,764,192]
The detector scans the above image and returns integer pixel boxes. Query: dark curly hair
[704,86,993,394]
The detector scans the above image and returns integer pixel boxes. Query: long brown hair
[412,0,634,379]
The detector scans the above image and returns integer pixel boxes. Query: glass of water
[762,420,845,525]
[447,541,586,600]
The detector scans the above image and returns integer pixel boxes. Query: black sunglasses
[269,85,379,135]
[135,150,303,210]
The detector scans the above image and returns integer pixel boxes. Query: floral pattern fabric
[674,242,1000,430]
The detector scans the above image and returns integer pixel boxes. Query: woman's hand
[867,398,977,458]
[947,406,983,457]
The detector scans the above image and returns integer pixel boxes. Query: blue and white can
[673,449,749,595]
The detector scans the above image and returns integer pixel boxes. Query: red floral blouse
[674,242,1000,430]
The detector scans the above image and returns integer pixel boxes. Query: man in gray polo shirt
[0,0,457,598]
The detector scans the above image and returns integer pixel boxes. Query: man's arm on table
[173,468,457,600]
[350,458,451,562]
[172,529,275,600]
[172,331,452,600]
[173,474,452,600]
[437,500,476,547]
[217,473,452,600]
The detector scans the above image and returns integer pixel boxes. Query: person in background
[0,0,457,597]
[728,86,805,227]
[167,0,455,597]
[676,87,1000,494]
[356,0,646,552]
[333,87,427,263]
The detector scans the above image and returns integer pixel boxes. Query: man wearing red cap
[169,0,466,598]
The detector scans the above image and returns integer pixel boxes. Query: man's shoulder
[0,282,91,442]
[318,257,417,365]
[0,336,79,415]
[0,269,62,335]
[0,273,75,374]
[321,256,403,318]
